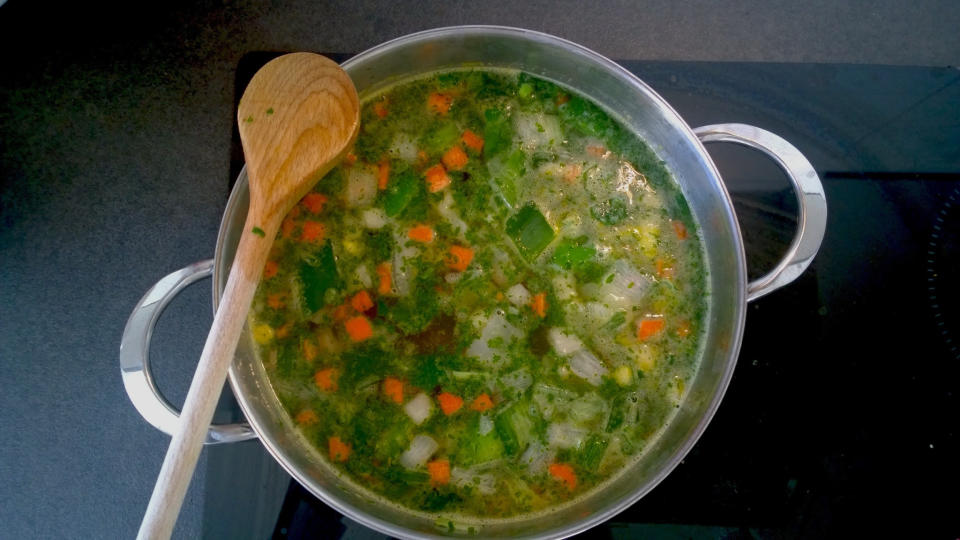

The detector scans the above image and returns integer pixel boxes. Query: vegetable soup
[248,68,708,520]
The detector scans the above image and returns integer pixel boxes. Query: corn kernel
[635,344,656,372]
[252,324,274,345]
[613,364,633,386]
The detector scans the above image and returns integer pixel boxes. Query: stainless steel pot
[121,26,827,538]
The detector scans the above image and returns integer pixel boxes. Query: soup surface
[248,68,707,520]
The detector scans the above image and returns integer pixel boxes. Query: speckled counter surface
[1,1,958,538]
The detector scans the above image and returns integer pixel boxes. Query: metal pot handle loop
[694,123,828,302]
[119,259,257,444]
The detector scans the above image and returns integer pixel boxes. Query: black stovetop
[231,54,960,539]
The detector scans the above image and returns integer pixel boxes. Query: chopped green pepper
[506,203,555,260]
[299,240,339,312]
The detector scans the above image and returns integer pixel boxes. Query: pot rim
[216,25,747,539]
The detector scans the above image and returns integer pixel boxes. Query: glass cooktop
[224,53,959,539]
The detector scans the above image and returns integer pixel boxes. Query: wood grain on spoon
[138,53,359,540]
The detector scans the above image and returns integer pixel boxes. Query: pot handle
[119,259,257,444]
[694,123,827,302]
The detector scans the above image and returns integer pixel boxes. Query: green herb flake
[244,115,254,123]
[266,107,274,115]
[251,226,265,237]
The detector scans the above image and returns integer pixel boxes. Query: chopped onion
[548,328,583,356]
[466,311,522,365]
[478,415,494,435]
[532,383,575,420]
[598,260,650,308]
[505,283,531,307]
[501,368,533,393]
[444,272,461,284]
[437,191,468,238]
[569,349,608,386]
[547,422,587,449]
[344,166,377,207]
[361,208,387,229]
[391,238,419,296]
[568,392,607,424]
[451,467,497,495]
[514,112,562,150]
[553,275,577,300]
[520,441,554,476]
[389,132,418,163]
[400,434,438,469]
[354,264,372,288]
[404,393,432,425]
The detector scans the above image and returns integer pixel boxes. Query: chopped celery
[457,430,504,466]
[506,203,555,260]
[382,169,418,217]
[299,241,339,312]
[495,403,536,454]
[577,434,609,469]
[552,236,596,268]
[421,122,460,155]
[483,108,512,157]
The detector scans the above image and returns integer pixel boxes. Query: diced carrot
[263,260,279,279]
[295,409,319,425]
[461,129,484,152]
[301,221,326,243]
[408,224,434,243]
[345,315,373,342]
[301,192,328,214]
[549,463,577,490]
[446,245,474,272]
[350,290,374,313]
[636,317,665,341]
[267,292,286,309]
[441,145,468,171]
[437,392,463,415]
[314,367,339,392]
[424,164,451,192]
[470,393,494,412]
[656,258,675,280]
[275,321,293,339]
[530,292,548,318]
[562,163,583,184]
[383,377,404,404]
[301,338,318,362]
[329,436,351,462]
[495,291,504,302]
[376,262,392,294]
[556,93,570,105]
[672,220,688,240]
[281,217,296,239]
[676,320,692,338]
[427,459,451,486]
[332,303,352,322]
[373,100,388,118]
[586,145,607,157]
[427,92,453,115]
[344,152,357,166]
[417,150,428,166]
[377,160,390,190]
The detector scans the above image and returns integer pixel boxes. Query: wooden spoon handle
[137,218,275,540]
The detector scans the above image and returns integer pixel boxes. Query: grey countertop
[1,1,958,538]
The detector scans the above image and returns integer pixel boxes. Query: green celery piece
[559,96,615,138]
[458,430,504,466]
[578,434,609,470]
[382,169,418,217]
[494,403,534,455]
[421,122,460,155]
[552,237,596,268]
[299,241,339,312]
[492,149,526,206]
[506,203,555,260]
[483,108,512,157]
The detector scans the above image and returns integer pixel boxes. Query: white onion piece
[444,272,461,284]
[403,393,432,425]
[391,238,419,296]
[344,167,377,207]
[355,264,372,289]
[532,384,575,420]
[548,422,587,449]
[501,368,533,393]
[548,328,583,356]
[389,132,418,163]
[361,208,387,229]
[505,283,531,307]
[569,349,608,386]
[400,434,438,469]
[451,467,497,495]
[514,112,562,150]
[553,275,577,300]
[598,260,650,308]
[466,311,522,365]
[520,441,554,476]
[437,191,468,238]
[568,393,607,424]
[478,415,494,436]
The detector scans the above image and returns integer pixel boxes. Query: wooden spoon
[138,53,359,540]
